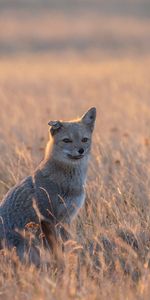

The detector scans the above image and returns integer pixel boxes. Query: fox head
[47,107,96,165]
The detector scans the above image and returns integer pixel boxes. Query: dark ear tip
[48,120,61,127]
[89,107,96,119]
[48,120,62,135]
[90,107,96,113]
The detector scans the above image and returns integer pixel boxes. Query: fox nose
[78,148,84,155]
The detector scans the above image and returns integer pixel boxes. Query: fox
[0,107,96,265]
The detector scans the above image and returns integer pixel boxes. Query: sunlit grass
[0,51,150,299]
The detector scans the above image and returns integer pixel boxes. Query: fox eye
[82,137,88,143]
[62,138,72,143]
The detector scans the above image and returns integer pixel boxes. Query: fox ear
[81,107,96,131]
[48,120,63,136]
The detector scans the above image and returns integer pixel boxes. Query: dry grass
[0,2,150,299]
[0,55,150,300]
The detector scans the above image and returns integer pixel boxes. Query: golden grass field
[0,1,150,299]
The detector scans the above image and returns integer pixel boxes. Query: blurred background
[0,0,150,58]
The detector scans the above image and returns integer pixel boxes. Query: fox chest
[57,191,85,223]
[70,192,85,212]
[35,173,86,223]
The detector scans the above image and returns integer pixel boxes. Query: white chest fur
[69,192,85,221]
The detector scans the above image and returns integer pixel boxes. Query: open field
[0,1,150,299]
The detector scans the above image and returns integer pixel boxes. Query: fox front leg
[58,224,72,243]
[40,220,58,254]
